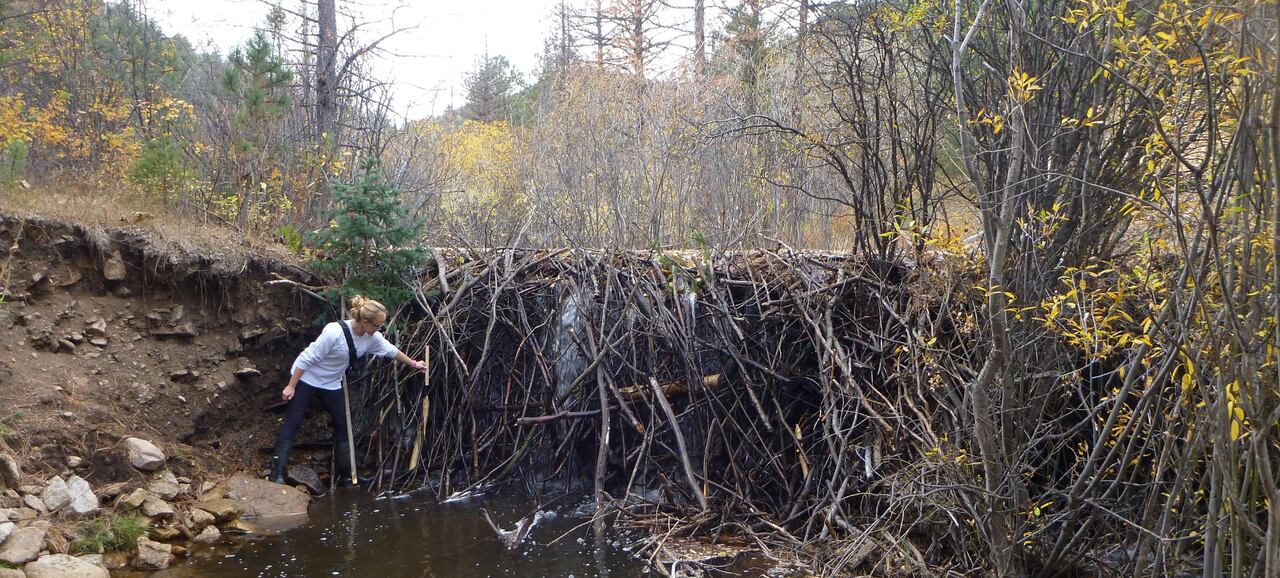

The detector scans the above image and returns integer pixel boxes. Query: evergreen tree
[462,53,521,123]
[308,158,427,310]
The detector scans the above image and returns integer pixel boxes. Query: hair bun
[350,295,367,309]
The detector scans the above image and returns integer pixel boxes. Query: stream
[139,489,648,578]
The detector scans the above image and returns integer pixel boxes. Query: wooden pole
[341,374,358,486]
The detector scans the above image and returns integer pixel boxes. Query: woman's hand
[282,384,296,401]
[413,359,428,372]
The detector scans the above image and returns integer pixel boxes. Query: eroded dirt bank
[0,211,335,573]
[0,212,326,478]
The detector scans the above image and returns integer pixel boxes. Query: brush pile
[343,246,990,574]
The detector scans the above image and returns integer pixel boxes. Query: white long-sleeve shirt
[289,320,400,390]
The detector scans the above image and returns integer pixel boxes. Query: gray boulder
[133,537,172,570]
[0,521,13,543]
[41,476,71,512]
[193,525,220,544]
[22,553,109,578]
[140,495,175,520]
[64,475,98,516]
[123,438,165,471]
[0,526,45,565]
[223,475,310,518]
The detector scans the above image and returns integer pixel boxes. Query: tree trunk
[316,0,338,143]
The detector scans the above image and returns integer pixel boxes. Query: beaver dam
[0,212,1236,577]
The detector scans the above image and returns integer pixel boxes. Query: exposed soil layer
[0,211,329,486]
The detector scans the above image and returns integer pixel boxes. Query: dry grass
[1,180,300,264]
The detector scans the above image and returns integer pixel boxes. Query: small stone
[149,526,181,541]
[84,318,107,338]
[132,537,171,570]
[89,338,108,347]
[22,553,109,578]
[0,526,45,564]
[123,437,165,471]
[41,476,72,512]
[219,519,252,534]
[0,521,13,543]
[187,507,216,530]
[193,524,220,543]
[0,508,17,522]
[67,456,83,468]
[140,495,175,520]
[287,465,325,496]
[151,322,198,339]
[102,550,129,569]
[147,471,183,501]
[117,488,150,510]
[56,338,76,352]
[234,366,262,380]
[0,454,19,489]
[75,553,104,568]
[22,493,46,513]
[0,569,21,578]
[193,498,241,522]
[168,369,199,383]
[64,475,99,516]
[102,251,127,282]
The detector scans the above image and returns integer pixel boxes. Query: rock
[199,481,216,494]
[140,495,174,520]
[66,456,83,468]
[0,521,13,543]
[222,475,310,518]
[15,508,36,521]
[0,490,17,509]
[149,526,181,541]
[117,488,150,510]
[88,338,108,347]
[151,323,198,339]
[0,526,45,564]
[22,553,109,578]
[234,366,262,380]
[41,477,71,512]
[16,486,38,496]
[63,476,98,516]
[123,437,165,471]
[55,338,76,352]
[193,525,220,544]
[84,318,107,338]
[219,519,252,534]
[171,544,189,557]
[146,472,182,501]
[102,251,126,282]
[168,369,199,383]
[187,507,215,530]
[75,553,104,568]
[192,498,241,522]
[286,465,325,495]
[102,551,128,569]
[0,570,20,578]
[21,494,45,513]
[0,456,20,489]
[132,537,171,570]
[0,509,17,522]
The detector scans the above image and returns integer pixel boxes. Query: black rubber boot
[268,438,292,484]
[333,439,369,487]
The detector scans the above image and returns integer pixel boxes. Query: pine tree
[308,158,427,310]
[463,53,521,123]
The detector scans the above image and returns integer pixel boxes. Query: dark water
[149,489,646,578]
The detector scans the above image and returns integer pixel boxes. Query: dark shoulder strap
[338,320,359,367]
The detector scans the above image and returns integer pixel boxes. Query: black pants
[275,380,349,449]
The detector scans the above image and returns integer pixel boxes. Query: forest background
[2,0,1280,576]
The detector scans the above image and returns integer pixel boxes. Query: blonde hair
[348,295,388,323]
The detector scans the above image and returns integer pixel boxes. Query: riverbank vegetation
[2,0,1279,576]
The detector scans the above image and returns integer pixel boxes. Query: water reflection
[149,489,643,578]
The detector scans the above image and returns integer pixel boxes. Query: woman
[269,295,426,485]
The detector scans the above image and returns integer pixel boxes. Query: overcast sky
[152,0,562,120]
